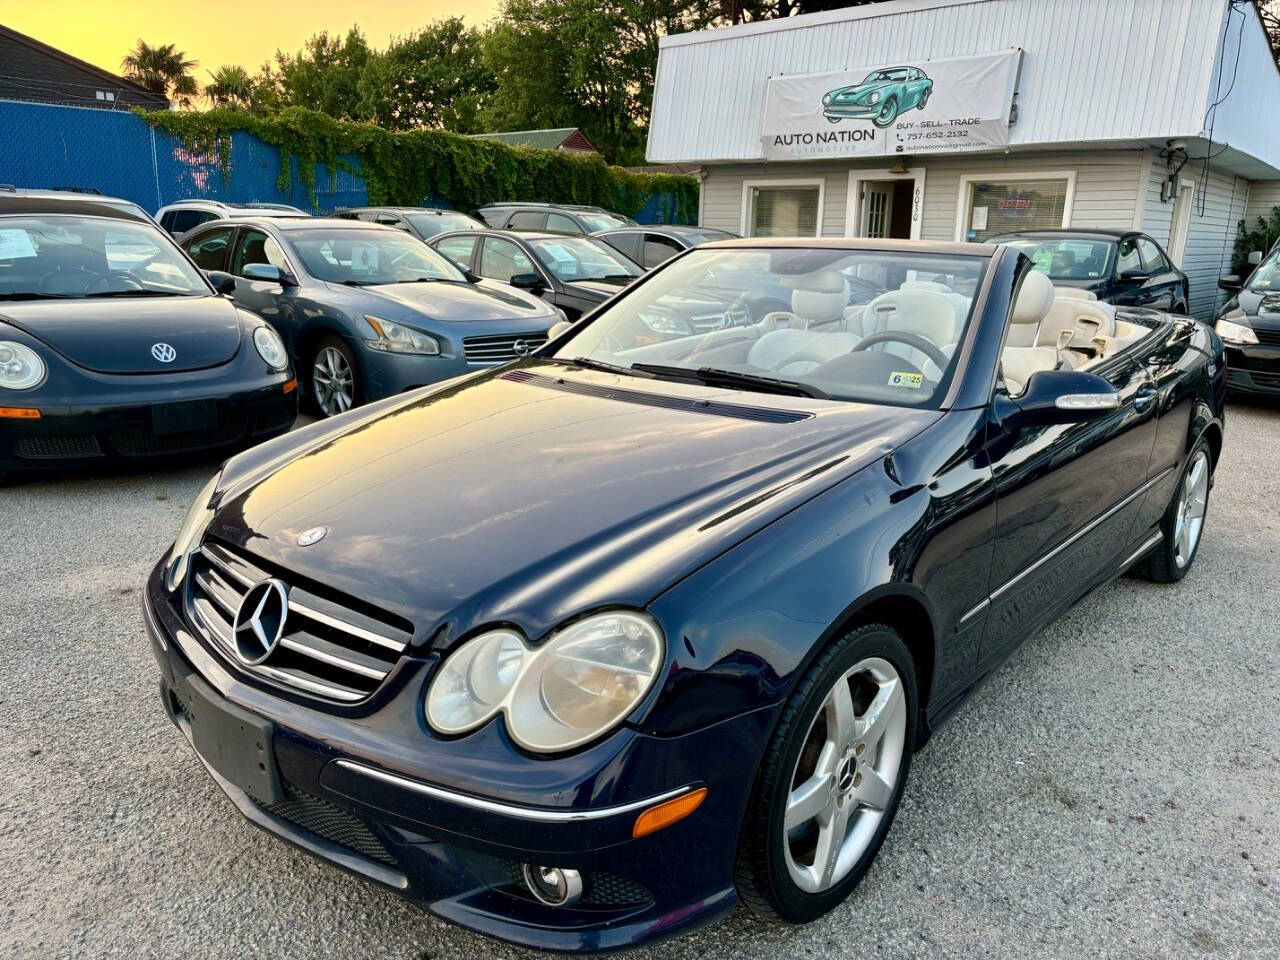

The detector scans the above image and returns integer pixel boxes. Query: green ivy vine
[139,107,698,221]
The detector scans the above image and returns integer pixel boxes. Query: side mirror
[1218,274,1243,293]
[1248,250,1263,266]
[242,263,297,286]
[1117,268,1151,284]
[1003,369,1122,425]
[205,270,237,295]
[548,319,573,340]
[509,272,544,292]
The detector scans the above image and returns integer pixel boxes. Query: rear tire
[735,623,917,923]
[1133,439,1212,583]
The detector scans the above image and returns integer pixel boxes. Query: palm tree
[121,40,199,107]
[205,65,254,108]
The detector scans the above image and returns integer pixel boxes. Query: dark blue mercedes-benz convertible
[143,237,1225,951]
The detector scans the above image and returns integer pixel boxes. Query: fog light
[522,864,583,907]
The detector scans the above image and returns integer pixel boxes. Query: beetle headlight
[252,325,288,370]
[364,315,440,355]
[165,471,221,592]
[0,341,46,390]
[425,611,664,753]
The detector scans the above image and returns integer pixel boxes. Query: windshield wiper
[341,279,379,287]
[0,292,72,300]
[630,363,830,399]
[562,356,649,377]
[85,289,187,298]
[582,273,638,283]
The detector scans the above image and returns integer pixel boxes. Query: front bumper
[143,562,769,951]
[0,375,296,471]
[1224,342,1280,394]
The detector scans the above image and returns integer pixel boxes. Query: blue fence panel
[0,99,690,222]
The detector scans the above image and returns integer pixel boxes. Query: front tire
[1133,440,1212,583]
[873,97,900,128]
[309,335,362,418]
[735,623,917,923]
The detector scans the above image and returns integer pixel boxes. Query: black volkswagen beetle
[1216,248,1280,396]
[144,238,1224,951]
[0,196,296,482]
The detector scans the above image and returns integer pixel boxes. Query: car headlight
[868,90,881,105]
[165,471,221,592]
[822,93,832,105]
[364,315,440,355]
[638,311,693,336]
[0,341,46,390]
[426,611,664,753]
[1215,317,1258,345]
[252,325,288,370]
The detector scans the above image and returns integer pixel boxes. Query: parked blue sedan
[180,218,562,416]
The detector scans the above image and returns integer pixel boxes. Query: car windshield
[407,213,483,236]
[528,236,643,282]
[0,214,207,298]
[289,228,466,284]
[554,247,987,407]
[864,69,906,83]
[1246,252,1280,291]
[579,213,636,232]
[989,237,1113,281]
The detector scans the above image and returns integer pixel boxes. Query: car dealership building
[646,0,1280,318]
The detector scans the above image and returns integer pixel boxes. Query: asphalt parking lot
[2,401,1278,960]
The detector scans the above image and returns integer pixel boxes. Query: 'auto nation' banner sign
[760,49,1022,160]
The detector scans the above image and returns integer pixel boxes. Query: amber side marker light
[0,406,41,419]
[282,377,297,394]
[632,787,708,839]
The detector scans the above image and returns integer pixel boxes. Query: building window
[963,176,1071,241]
[744,182,823,237]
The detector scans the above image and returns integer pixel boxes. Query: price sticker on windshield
[888,371,924,389]
[0,229,37,260]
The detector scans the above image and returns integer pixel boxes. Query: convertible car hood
[211,362,939,645]
[349,279,554,322]
[0,295,240,374]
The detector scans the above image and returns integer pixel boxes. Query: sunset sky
[4,1,503,80]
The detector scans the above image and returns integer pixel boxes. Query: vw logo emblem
[231,578,289,666]
[296,525,327,547]
[512,339,531,357]
[151,342,176,363]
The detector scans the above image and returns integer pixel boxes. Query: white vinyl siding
[701,149,1144,241]
[1242,181,1280,233]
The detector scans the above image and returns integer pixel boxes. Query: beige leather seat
[749,271,857,374]
[1037,297,1115,351]
[857,288,958,378]
[901,279,972,326]
[1054,287,1098,301]
[1001,271,1058,395]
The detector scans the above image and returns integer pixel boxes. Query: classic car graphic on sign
[823,66,934,127]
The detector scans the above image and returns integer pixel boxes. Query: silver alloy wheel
[1173,450,1209,569]
[313,346,354,416]
[783,656,907,894]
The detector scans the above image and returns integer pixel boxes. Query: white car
[155,199,309,238]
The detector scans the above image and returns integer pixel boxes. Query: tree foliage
[204,65,254,109]
[268,28,372,120]
[121,40,199,107]
[141,106,699,222]
[357,19,493,132]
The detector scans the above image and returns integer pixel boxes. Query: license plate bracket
[152,399,218,436]
[182,673,283,805]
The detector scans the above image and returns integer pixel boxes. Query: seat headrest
[790,270,848,326]
[863,289,958,345]
[902,280,953,293]
[1011,271,1054,325]
[1053,287,1098,301]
